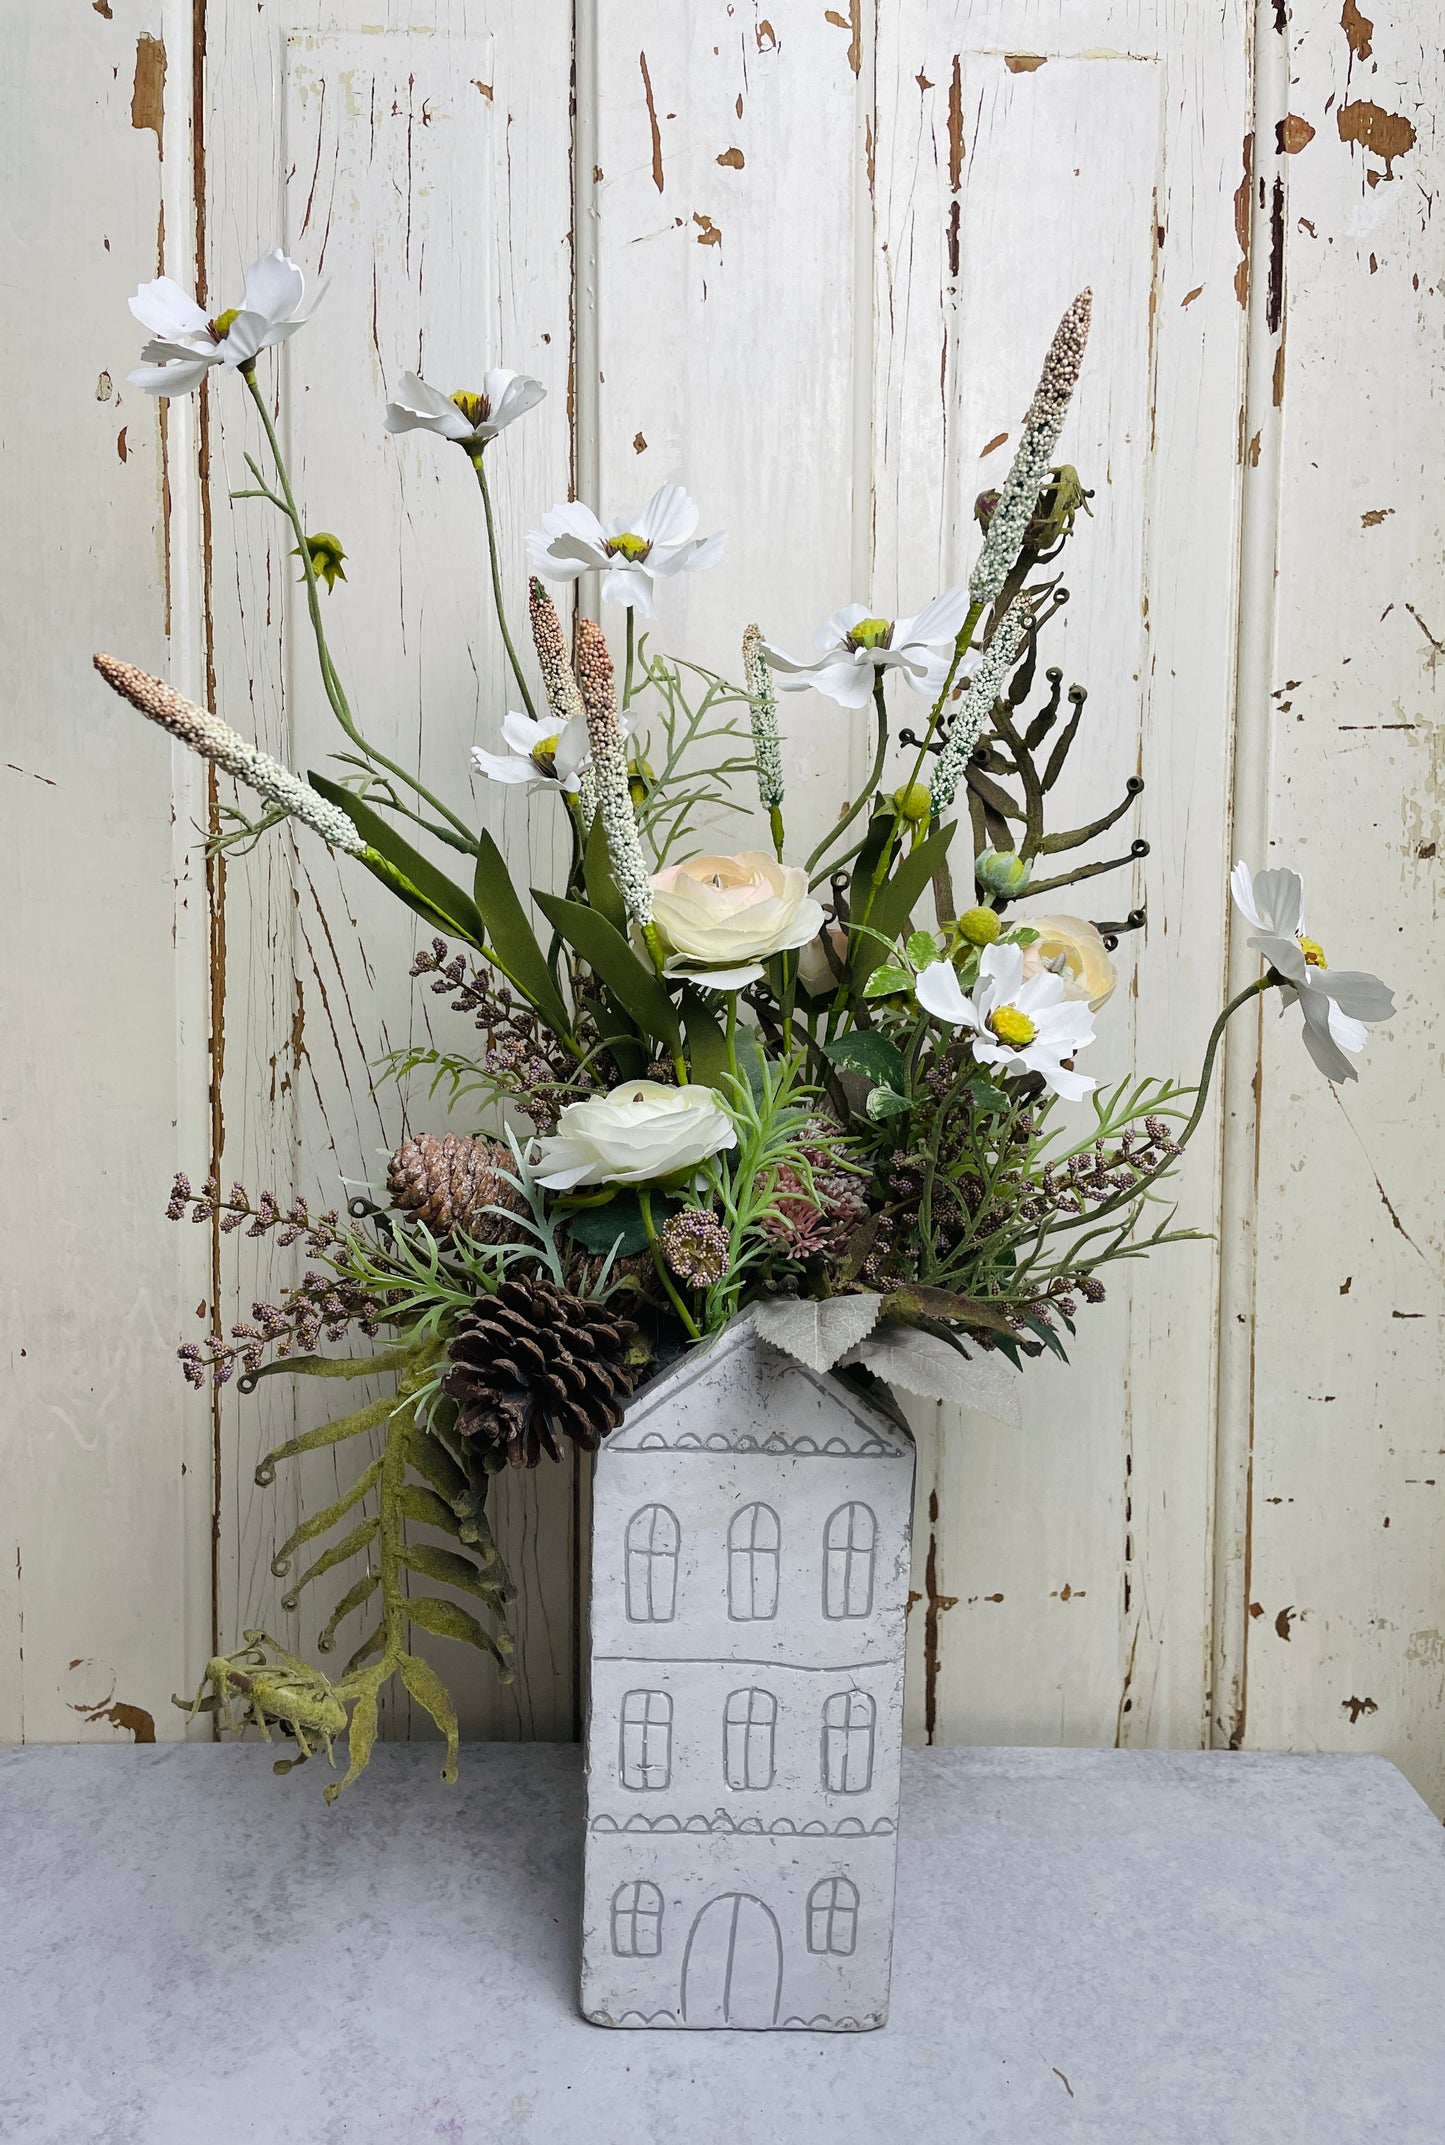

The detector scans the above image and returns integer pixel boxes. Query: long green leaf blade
[473,829,575,1039]
[534,892,681,1052]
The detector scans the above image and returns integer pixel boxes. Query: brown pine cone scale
[441,1276,641,1469]
[386,1132,526,1244]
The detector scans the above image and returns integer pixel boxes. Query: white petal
[898,586,970,649]
[216,309,268,366]
[819,604,869,651]
[760,642,825,677]
[553,720,592,782]
[794,656,875,708]
[385,371,471,438]
[635,483,699,547]
[469,747,543,786]
[601,564,654,614]
[127,359,213,398]
[661,960,765,991]
[1030,1055,1097,1102]
[500,710,551,756]
[915,960,971,1024]
[241,249,305,326]
[541,498,610,548]
[129,276,210,339]
[481,370,546,434]
[1229,859,1264,928]
[978,941,1025,998]
[649,530,726,577]
[1325,1000,1370,1055]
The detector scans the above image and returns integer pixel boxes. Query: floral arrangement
[96,252,1395,1797]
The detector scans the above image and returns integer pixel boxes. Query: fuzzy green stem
[470,451,538,723]
[243,371,477,846]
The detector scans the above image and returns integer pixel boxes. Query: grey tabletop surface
[1,1742,1442,2144]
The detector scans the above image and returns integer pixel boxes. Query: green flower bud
[890,782,932,824]
[974,847,1033,899]
[958,905,1001,947]
[290,531,348,592]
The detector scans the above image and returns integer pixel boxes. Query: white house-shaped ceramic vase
[580,1315,916,2031]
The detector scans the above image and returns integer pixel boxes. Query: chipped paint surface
[7,1,1442,1810]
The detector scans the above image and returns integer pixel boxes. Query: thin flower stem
[639,1189,700,1339]
[470,450,538,723]
[242,370,476,846]
[623,610,636,712]
[807,674,890,876]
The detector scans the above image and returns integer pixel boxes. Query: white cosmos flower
[532,1080,737,1190]
[763,590,970,711]
[527,484,725,616]
[916,941,1097,1101]
[1230,861,1394,1083]
[469,706,636,794]
[384,368,545,450]
[128,250,325,397]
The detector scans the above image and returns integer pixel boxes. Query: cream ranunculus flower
[795,920,850,997]
[531,1080,736,1190]
[649,852,826,991]
[1017,913,1117,1008]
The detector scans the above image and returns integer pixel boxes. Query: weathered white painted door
[2,2,1440,1813]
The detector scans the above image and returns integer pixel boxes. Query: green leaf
[254,1392,395,1486]
[850,820,957,993]
[308,774,485,945]
[822,1030,906,1092]
[534,892,681,1052]
[1022,1311,1070,1363]
[279,1515,380,1608]
[865,1085,912,1122]
[398,1482,464,1538]
[473,829,574,1041]
[884,1284,1019,1337]
[966,1076,1012,1117]
[317,1569,380,1653]
[270,1458,383,1569]
[680,986,731,1086]
[566,1193,658,1259]
[406,1591,509,1665]
[398,1650,460,1784]
[582,811,627,934]
[906,930,941,968]
[401,1541,509,1611]
[733,1024,768,1104]
[863,964,913,1001]
[323,1677,381,1803]
[401,1420,470,1511]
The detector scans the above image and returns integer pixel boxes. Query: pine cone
[442,1277,641,1468]
[386,1133,525,1244]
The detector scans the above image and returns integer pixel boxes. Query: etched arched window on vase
[807,1876,859,1957]
[822,1501,876,1620]
[625,1503,680,1623]
[821,1689,875,1794]
[723,1687,778,1790]
[611,1880,664,1957]
[620,1689,673,1791]
[728,1502,780,1621]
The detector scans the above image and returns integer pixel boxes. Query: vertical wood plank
[0,2,207,1745]
[1232,1,1445,1810]
[198,0,578,1740]
[876,2,1252,1752]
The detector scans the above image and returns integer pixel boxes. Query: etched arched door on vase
[680,1893,784,2028]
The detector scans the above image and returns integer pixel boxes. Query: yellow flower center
[1299,935,1328,969]
[847,616,894,650]
[530,733,562,775]
[987,1004,1037,1048]
[605,531,652,562]
[210,307,242,340]
[450,389,492,427]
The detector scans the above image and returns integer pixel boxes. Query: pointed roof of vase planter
[607,1311,913,1459]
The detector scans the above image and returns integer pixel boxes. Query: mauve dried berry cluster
[410,937,595,1131]
[166,1173,342,1254]
[176,1272,390,1390]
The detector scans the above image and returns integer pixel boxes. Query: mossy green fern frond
[176,1338,513,1800]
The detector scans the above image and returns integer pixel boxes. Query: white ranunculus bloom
[917,941,1097,1101]
[1017,913,1117,1008]
[649,852,826,991]
[1230,861,1394,1083]
[763,590,970,710]
[384,368,545,449]
[795,919,850,997]
[527,484,725,616]
[128,250,325,398]
[532,1080,737,1190]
